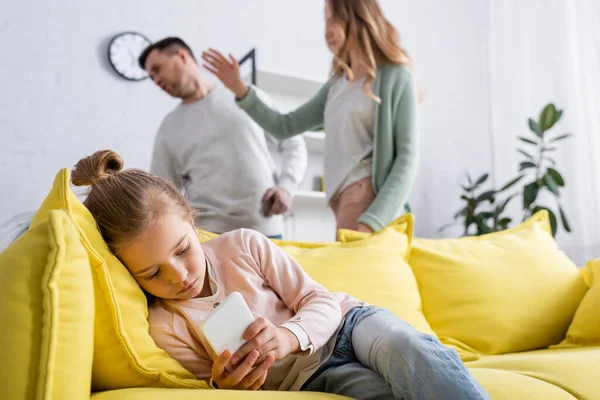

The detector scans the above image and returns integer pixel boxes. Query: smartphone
[200,292,255,371]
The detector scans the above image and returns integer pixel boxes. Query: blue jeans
[301,306,490,400]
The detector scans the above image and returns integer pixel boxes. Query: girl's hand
[230,317,300,367]
[212,349,274,390]
[201,49,249,99]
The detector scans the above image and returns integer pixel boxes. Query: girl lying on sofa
[71,149,490,400]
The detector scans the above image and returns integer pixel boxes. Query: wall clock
[108,31,152,81]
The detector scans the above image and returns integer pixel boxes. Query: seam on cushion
[468,368,578,399]
[563,335,600,347]
[437,210,551,242]
[468,366,583,400]
[518,372,583,400]
[584,261,596,285]
[439,336,480,362]
[399,214,414,259]
[37,212,63,399]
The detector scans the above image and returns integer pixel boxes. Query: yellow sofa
[1,169,598,400]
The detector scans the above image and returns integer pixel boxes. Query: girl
[71,150,489,400]
[202,0,419,236]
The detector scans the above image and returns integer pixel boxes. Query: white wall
[379,0,492,237]
[0,0,492,239]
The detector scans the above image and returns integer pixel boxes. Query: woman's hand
[230,317,300,367]
[211,349,274,390]
[355,223,373,233]
[202,49,249,99]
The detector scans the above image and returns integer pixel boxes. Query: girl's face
[119,213,207,300]
[325,1,346,55]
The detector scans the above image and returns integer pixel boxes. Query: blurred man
[139,37,307,239]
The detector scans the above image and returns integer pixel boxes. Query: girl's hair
[71,150,197,255]
[328,0,418,102]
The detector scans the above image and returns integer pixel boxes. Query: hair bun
[71,150,124,187]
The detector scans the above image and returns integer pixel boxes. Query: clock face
[108,32,152,81]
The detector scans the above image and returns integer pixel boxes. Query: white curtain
[488,0,600,265]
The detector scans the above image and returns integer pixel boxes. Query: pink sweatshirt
[148,229,363,391]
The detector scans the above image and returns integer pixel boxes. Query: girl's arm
[244,230,342,355]
[358,66,420,231]
[149,324,273,390]
[148,324,213,382]
[202,49,328,140]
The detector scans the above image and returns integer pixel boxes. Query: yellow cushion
[278,214,435,336]
[31,169,205,391]
[91,388,346,400]
[336,215,412,246]
[467,368,577,400]
[407,211,588,356]
[291,212,411,252]
[555,259,600,348]
[0,210,94,400]
[467,347,600,400]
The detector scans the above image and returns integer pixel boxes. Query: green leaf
[466,173,473,185]
[519,137,539,146]
[496,193,517,214]
[477,190,496,202]
[550,133,573,142]
[438,223,455,232]
[465,214,475,225]
[555,109,563,123]
[454,207,467,219]
[543,173,560,196]
[533,206,558,236]
[496,215,512,230]
[460,195,470,201]
[523,182,539,209]
[475,173,489,186]
[476,220,493,235]
[528,118,543,137]
[499,217,512,225]
[559,205,571,233]
[519,161,536,171]
[539,103,558,133]
[499,175,524,192]
[549,209,558,237]
[478,212,494,219]
[547,168,565,187]
[461,185,473,193]
[541,147,557,152]
[517,149,534,160]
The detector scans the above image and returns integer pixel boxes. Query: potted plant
[443,103,572,236]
